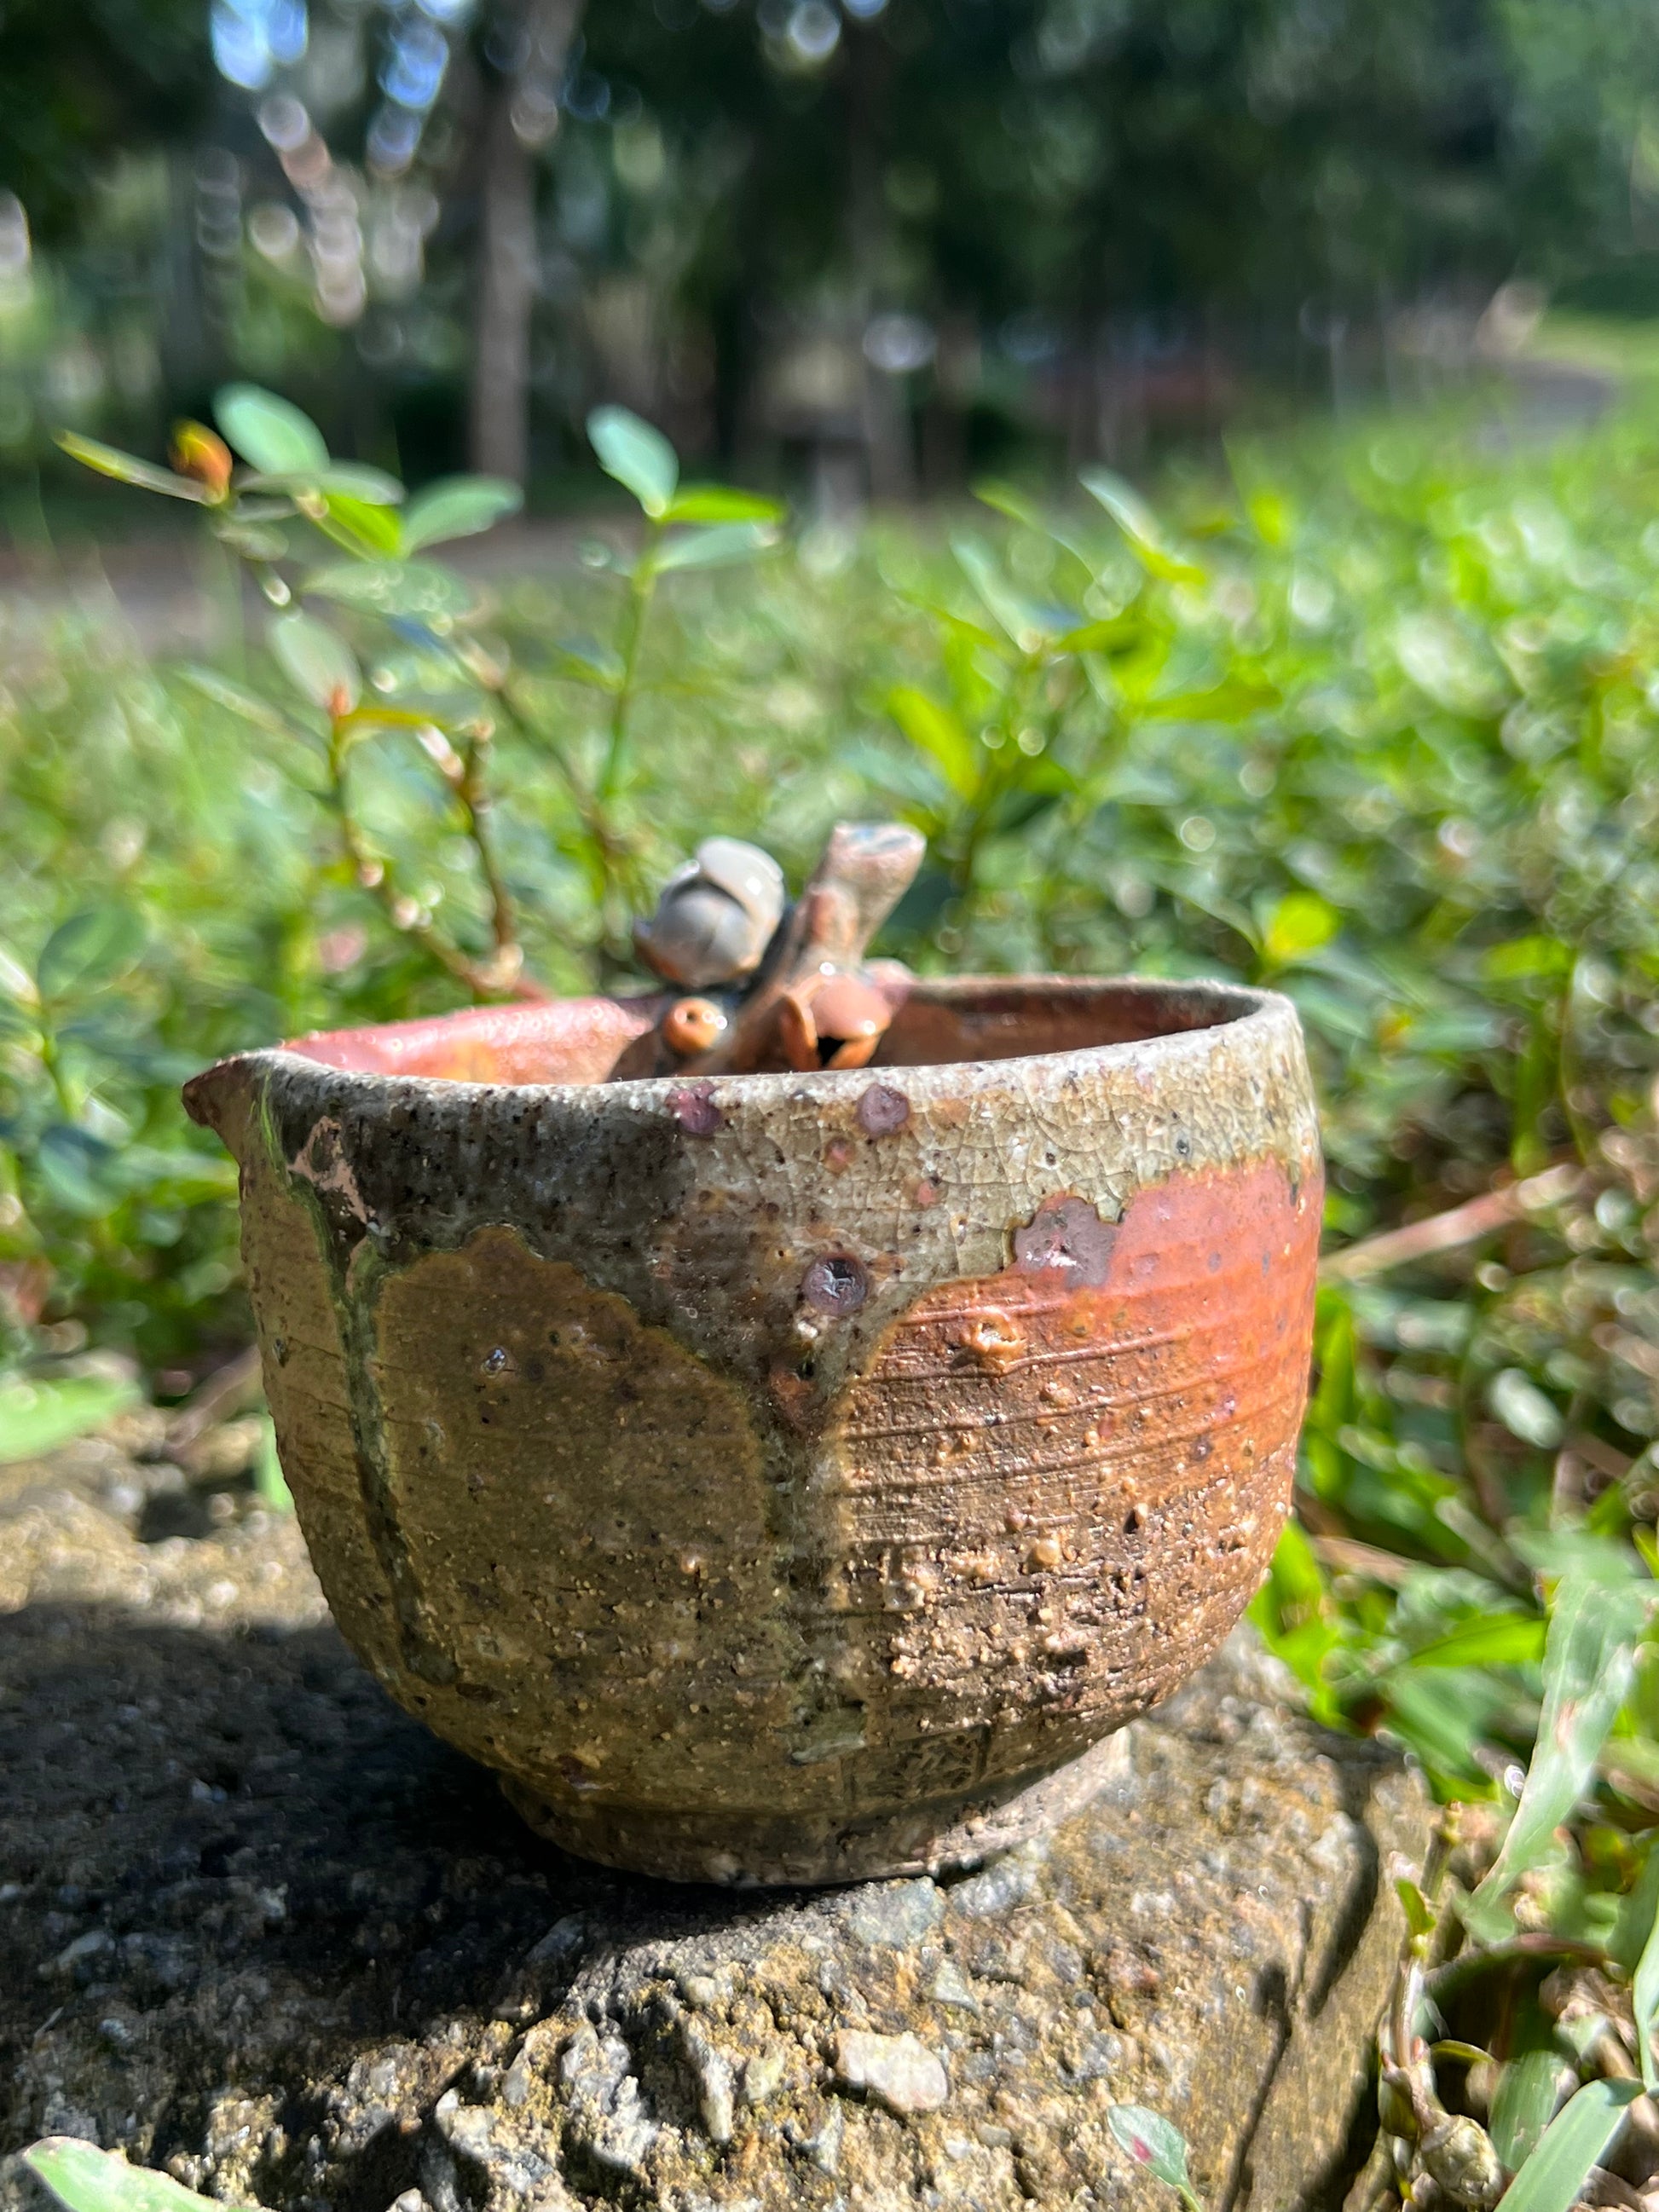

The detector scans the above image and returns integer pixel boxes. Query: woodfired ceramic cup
[184,974,1321,1884]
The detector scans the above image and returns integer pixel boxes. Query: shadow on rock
[0,1603,763,2209]
[0,1597,1429,2212]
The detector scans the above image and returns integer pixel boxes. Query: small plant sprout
[58,391,783,994]
[1107,2105,1206,2212]
[23,2137,245,2212]
[569,407,783,959]
[61,389,531,997]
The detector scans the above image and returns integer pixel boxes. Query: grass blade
[1496,2079,1640,2212]
[0,1376,141,1464]
[25,2140,240,2212]
[1635,1871,1659,2095]
[1489,2049,1572,2174]
[1465,1574,1647,1939]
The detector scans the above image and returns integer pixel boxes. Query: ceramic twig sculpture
[184,823,1321,1884]
[627,820,922,1077]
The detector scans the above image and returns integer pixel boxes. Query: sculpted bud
[662,996,730,1056]
[635,837,785,989]
[777,973,892,1071]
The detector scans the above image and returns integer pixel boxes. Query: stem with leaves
[1107,2105,1207,2212]
[546,407,783,977]
[323,709,528,998]
[61,385,777,998]
[581,514,663,961]
[598,525,661,811]
[455,721,526,985]
[61,384,538,1000]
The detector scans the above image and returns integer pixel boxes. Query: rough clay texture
[0,1454,1429,2212]
[186,979,1323,1881]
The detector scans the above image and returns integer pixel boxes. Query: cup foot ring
[500,1729,1135,1886]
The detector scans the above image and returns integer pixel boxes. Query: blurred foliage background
[14,0,1659,503]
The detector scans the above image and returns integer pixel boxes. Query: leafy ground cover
[11,383,1659,2203]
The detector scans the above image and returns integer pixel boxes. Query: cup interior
[282,978,1258,1089]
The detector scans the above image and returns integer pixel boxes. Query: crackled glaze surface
[184,976,1321,1883]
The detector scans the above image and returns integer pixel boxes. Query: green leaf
[402,475,523,552]
[178,665,306,741]
[1608,1833,1659,1973]
[36,907,145,1002]
[1245,485,1292,546]
[243,463,402,503]
[1488,1367,1564,1449]
[0,1378,142,1465]
[269,611,361,714]
[307,464,400,504]
[115,1146,238,1201]
[952,535,1066,647]
[210,520,290,562]
[34,1125,122,1215]
[972,477,1049,529]
[1633,1866,1659,2094]
[1490,2050,1574,2174]
[1107,2105,1197,2200]
[1051,616,1133,655]
[1080,466,1205,582]
[302,561,477,624]
[0,938,37,1007]
[986,764,1072,836]
[1407,1614,1546,1669]
[547,638,626,689]
[1247,1518,1344,1724]
[1143,674,1279,721]
[663,484,785,525]
[588,405,679,517]
[1262,892,1340,969]
[1510,1528,1645,1585]
[215,384,329,475]
[1394,1874,1436,1938]
[55,432,210,504]
[318,493,403,556]
[339,702,462,740]
[1465,1574,1649,1938]
[899,592,1011,659]
[1432,2041,1498,2069]
[24,2137,247,2212]
[1497,2079,1641,2212]
[1383,1667,1509,1786]
[254,1414,293,1513]
[887,685,980,799]
[1483,935,1575,983]
[652,522,778,571]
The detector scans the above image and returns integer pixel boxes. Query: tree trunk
[845,22,911,505]
[468,0,583,484]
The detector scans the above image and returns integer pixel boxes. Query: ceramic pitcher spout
[182,1054,257,1162]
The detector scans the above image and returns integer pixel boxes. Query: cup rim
[187,972,1298,1122]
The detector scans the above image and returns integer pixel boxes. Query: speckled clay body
[184,975,1321,1885]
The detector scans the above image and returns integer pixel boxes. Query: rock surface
[0,1431,1430,2212]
